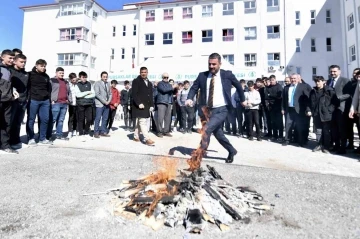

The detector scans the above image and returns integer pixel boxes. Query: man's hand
[349,109,355,119]
[150,107,154,112]
[139,103,145,109]
[52,101,55,105]
[306,112,312,117]
[185,99,193,107]
[241,101,247,107]
[281,110,285,115]
[128,106,131,110]
[114,103,118,107]
[13,91,19,99]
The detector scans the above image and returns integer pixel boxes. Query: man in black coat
[265,75,283,141]
[327,65,352,154]
[131,67,155,145]
[281,74,311,147]
[186,53,245,163]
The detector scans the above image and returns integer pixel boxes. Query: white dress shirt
[332,76,340,88]
[288,84,297,107]
[206,72,226,108]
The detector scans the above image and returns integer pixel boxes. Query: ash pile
[110,159,272,233]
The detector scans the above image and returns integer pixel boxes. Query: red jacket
[110,87,120,110]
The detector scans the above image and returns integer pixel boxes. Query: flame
[187,106,210,171]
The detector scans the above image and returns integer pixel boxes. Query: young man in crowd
[12,48,22,55]
[0,50,18,153]
[347,68,360,151]
[120,80,131,130]
[107,80,120,130]
[177,80,196,134]
[9,53,28,149]
[244,81,262,141]
[94,71,112,138]
[75,71,95,142]
[67,73,78,139]
[48,67,70,140]
[27,59,52,146]
[256,78,267,134]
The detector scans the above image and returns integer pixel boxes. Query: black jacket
[0,63,13,102]
[120,89,130,106]
[28,67,51,101]
[282,83,311,115]
[265,83,283,111]
[131,76,154,118]
[10,67,29,102]
[308,86,335,122]
[326,77,352,113]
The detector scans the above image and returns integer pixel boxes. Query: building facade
[20,0,356,83]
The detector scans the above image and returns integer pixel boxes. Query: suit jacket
[327,77,351,113]
[94,80,112,107]
[187,69,245,108]
[131,75,154,118]
[282,83,311,115]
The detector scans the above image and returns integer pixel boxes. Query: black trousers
[347,115,360,147]
[107,108,117,129]
[331,109,347,150]
[225,106,237,134]
[0,101,12,149]
[258,108,267,131]
[122,105,130,127]
[174,104,183,129]
[313,116,331,150]
[68,105,77,133]
[10,100,27,145]
[269,109,283,138]
[265,109,272,136]
[77,105,93,135]
[181,106,195,130]
[245,109,260,138]
[236,105,246,135]
[284,108,306,145]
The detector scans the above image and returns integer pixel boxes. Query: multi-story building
[20,0,354,83]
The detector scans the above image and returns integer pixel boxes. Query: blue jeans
[26,99,50,141]
[48,103,68,137]
[94,106,110,134]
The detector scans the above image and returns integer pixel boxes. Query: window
[132,48,135,59]
[326,38,332,51]
[59,28,88,41]
[123,25,126,36]
[223,29,234,41]
[91,33,97,45]
[223,3,234,15]
[133,25,137,36]
[311,38,316,52]
[92,11,98,21]
[121,48,125,59]
[111,48,114,59]
[267,25,280,39]
[296,67,301,75]
[326,10,331,23]
[182,31,192,43]
[350,45,356,62]
[58,53,87,66]
[267,0,279,12]
[223,55,234,65]
[60,3,90,16]
[145,34,154,45]
[295,39,301,52]
[202,5,213,17]
[312,67,317,77]
[244,27,257,40]
[91,57,96,68]
[311,10,316,24]
[267,53,280,66]
[183,7,192,19]
[164,9,173,20]
[163,32,173,45]
[202,30,213,42]
[112,26,116,37]
[244,54,256,67]
[295,11,300,25]
[244,1,256,14]
[348,13,354,30]
[146,10,155,22]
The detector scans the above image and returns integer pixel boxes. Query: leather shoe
[226,150,237,163]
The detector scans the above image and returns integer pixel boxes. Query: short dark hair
[140,67,148,72]
[240,79,246,84]
[124,80,130,85]
[329,65,340,70]
[355,71,360,76]
[269,75,276,79]
[101,71,108,77]
[314,76,326,82]
[247,81,254,87]
[12,48,23,54]
[184,80,190,85]
[262,77,269,81]
[111,80,117,85]
[14,54,27,60]
[1,49,15,57]
[36,59,47,65]
[353,68,360,73]
[56,67,64,72]
[178,83,184,87]
[209,53,221,62]
[79,71,87,78]
[69,73,77,79]
[169,79,174,83]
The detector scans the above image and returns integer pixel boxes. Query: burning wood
[110,158,272,232]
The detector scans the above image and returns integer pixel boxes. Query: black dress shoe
[226,150,237,163]
[312,145,322,152]
[337,149,346,155]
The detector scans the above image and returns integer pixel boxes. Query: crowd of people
[1,48,360,158]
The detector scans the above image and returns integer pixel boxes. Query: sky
[0,0,136,51]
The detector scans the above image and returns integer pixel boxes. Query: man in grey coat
[94,71,112,138]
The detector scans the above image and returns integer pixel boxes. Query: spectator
[120,80,131,130]
[107,80,120,130]
[244,81,262,141]
[67,73,78,139]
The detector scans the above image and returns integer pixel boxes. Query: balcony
[223,36,234,41]
[183,13,192,19]
[146,16,155,22]
[164,15,173,20]
[182,38,192,44]
[267,33,280,39]
[245,8,256,14]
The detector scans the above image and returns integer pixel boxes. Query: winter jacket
[264,83,283,111]
[156,81,173,104]
[10,67,29,102]
[131,76,154,119]
[28,67,51,101]
[120,89,130,106]
[109,87,120,110]
[75,81,95,106]
[50,77,70,103]
[0,63,13,102]
[308,86,335,122]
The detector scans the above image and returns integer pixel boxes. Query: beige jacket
[351,82,360,113]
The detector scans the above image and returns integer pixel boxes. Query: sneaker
[38,140,53,145]
[11,143,23,150]
[163,132,172,137]
[322,149,330,154]
[28,139,37,146]
[3,148,18,154]
[72,130,77,137]
[312,145,322,152]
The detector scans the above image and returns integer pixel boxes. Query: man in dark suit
[281,74,311,147]
[186,53,245,163]
[327,65,352,154]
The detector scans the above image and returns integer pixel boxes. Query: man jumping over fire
[186,53,246,166]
